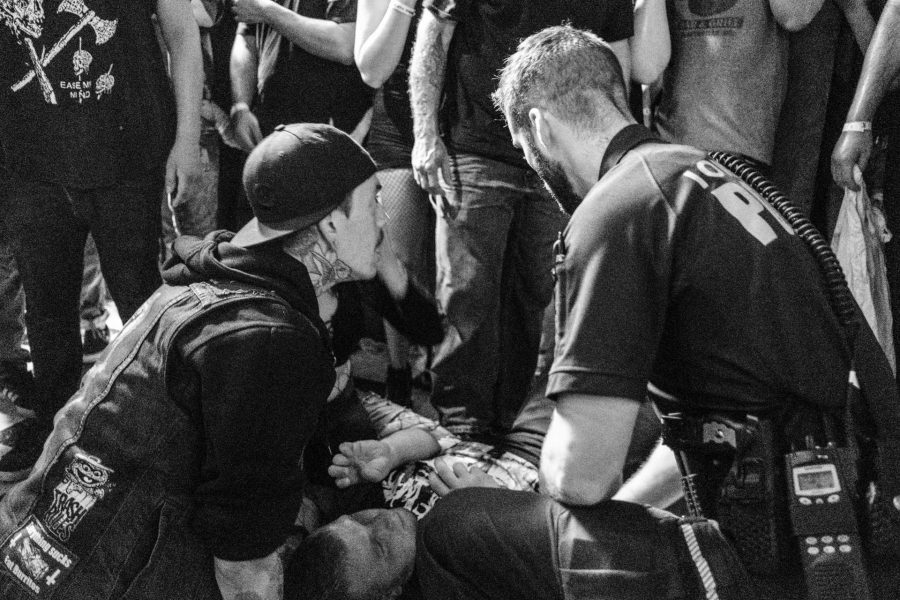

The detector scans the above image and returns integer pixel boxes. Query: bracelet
[842,121,872,133]
[389,0,416,18]
[230,102,250,117]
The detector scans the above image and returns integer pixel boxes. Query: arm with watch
[831,0,900,191]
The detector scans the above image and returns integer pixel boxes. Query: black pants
[1,175,162,423]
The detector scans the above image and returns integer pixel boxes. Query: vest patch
[1,516,79,597]
[44,454,114,542]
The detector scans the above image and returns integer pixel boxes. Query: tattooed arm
[409,9,456,195]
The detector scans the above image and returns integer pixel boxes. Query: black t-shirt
[366,1,423,169]
[0,0,175,187]
[547,126,850,413]
[422,0,633,166]
[244,0,373,135]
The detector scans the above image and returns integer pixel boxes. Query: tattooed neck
[284,226,353,295]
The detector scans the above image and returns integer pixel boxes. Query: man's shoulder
[172,282,325,357]
[577,142,697,216]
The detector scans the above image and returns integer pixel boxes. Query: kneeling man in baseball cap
[0,124,393,600]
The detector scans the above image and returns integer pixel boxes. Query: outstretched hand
[427,457,500,497]
[328,440,394,487]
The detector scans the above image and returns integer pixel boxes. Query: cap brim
[231,218,298,248]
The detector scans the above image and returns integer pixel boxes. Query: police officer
[414,25,900,600]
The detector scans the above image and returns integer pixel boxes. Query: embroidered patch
[1,516,79,597]
[43,454,114,542]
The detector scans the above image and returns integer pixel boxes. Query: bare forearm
[410,12,453,138]
[265,3,355,64]
[630,0,670,84]
[384,428,442,468]
[215,551,284,600]
[847,1,900,121]
[539,395,639,506]
[231,33,259,106]
[356,0,415,87]
[769,0,827,31]
[612,443,683,509]
[157,0,203,145]
[838,0,876,54]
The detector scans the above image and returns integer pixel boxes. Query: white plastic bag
[832,179,896,373]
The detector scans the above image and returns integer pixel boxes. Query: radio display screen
[797,469,836,492]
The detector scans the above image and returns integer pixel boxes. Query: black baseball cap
[231,123,377,248]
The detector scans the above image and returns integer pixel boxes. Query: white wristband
[230,102,250,117]
[389,0,416,18]
[842,121,872,133]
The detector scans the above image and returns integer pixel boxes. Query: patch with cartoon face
[1,516,79,597]
[43,454,114,542]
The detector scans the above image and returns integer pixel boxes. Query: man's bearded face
[523,132,582,215]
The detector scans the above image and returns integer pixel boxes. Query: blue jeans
[1,176,162,423]
[430,153,567,434]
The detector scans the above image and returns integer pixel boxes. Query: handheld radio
[785,445,873,600]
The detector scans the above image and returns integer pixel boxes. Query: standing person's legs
[87,178,163,324]
[0,241,32,405]
[80,233,111,361]
[430,154,516,435]
[3,180,89,425]
[495,181,566,429]
[379,167,435,403]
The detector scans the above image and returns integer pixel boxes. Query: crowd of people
[1,1,899,599]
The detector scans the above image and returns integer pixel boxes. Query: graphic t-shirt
[0,0,174,186]
[654,0,788,164]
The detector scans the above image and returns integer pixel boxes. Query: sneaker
[0,396,42,482]
[0,360,35,410]
[82,323,110,363]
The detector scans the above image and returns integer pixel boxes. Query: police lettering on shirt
[683,159,793,246]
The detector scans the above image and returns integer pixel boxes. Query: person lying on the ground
[327,392,547,518]
[327,389,666,519]
[288,486,751,600]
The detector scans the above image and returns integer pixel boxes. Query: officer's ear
[528,107,557,155]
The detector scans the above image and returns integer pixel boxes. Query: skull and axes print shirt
[0,0,175,187]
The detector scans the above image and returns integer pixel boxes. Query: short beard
[524,135,582,215]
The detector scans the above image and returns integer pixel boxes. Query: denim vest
[0,281,306,599]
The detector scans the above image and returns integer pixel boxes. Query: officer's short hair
[493,25,629,134]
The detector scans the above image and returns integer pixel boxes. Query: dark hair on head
[286,527,351,600]
[287,526,393,600]
[492,24,629,133]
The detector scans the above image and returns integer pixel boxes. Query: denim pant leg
[431,155,561,433]
[0,238,27,363]
[80,233,109,328]
[495,181,567,428]
[87,178,163,323]
[430,155,516,433]
[3,179,89,423]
